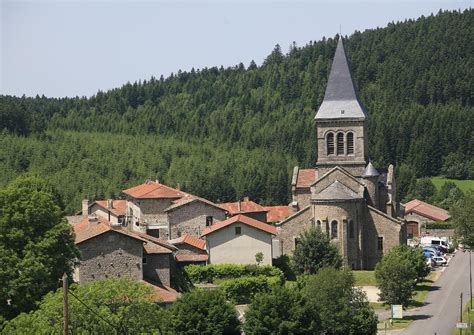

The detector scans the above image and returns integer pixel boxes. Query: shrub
[424,222,453,230]
[184,264,284,283]
[219,275,284,304]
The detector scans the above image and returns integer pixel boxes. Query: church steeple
[315,36,367,120]
[315,36,369,177]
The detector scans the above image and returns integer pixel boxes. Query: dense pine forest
[0,9,473,213]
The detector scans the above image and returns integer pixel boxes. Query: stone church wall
[276,206,312,256]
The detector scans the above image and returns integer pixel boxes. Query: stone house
[73,215,179,303]
[218,197,269,223]
[403,199,451,239]
[86,199,127,225]
[277,37,406,270]
[122,181,227,239]
[202,214,276,265]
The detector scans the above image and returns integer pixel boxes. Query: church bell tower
[315,36,369,176]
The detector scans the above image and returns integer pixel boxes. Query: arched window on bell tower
[326,133,334,155]
[337,132,344,155]
[347,132,354,155]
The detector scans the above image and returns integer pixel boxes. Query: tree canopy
[0,176,78,321]
[292,227,342,275]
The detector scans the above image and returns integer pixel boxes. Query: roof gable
[202,214,276,236]
[218,198,268,215]
[313,180,363,201]
[93,199,127,216]
[315,37,367,120]
[311,166,364,194]
[165,195,225,213]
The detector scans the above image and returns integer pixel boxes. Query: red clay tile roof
[218,198,268,215]
[264,205,291,223]
[202,214,277,236]
[296,169,317,188]
[93,200,127,216]
[404,199,451,222]
[169,234,207,250]
[175,254,209,262]
[122,181,187,199]
[141,280,180,303]
[74,216,147,244]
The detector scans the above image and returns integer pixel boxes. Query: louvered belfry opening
[337,132,344,155]
[347,132,354,154]
[327,133,334,155]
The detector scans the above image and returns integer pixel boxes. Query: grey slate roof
[315,37,367,120]
[363,162,380,177]
[312,180,362,201]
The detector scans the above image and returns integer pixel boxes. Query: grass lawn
[378,319,413,331]
[431,176,474,193]
[451,298,474,335]
[353,271,377,286]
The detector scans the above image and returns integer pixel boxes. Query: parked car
[421,236,449,253]
[422,247,441,256]
[432,256,448,266]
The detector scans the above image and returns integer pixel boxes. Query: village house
[276,37,407,270]
[72,214,179,304]
[403,199,451,238]
[202,214,276,265]
[121,181,227,239]
[169,234,209,264]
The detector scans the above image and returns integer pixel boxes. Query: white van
[421,236,449,251]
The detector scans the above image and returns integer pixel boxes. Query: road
[399,251,473,335]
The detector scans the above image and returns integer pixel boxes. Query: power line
[67,288,121,333]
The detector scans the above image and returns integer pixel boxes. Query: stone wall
[294,189,311,209]
[168,201,227,239]
[276,206,312,256]
[77,231,143,283]
[242,211,267,223]
[143,253,171,286]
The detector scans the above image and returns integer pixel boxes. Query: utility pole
[470,250,472,310]
[63,273,68,335]
[460,292,463,335]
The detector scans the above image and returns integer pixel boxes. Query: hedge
[184,264,284,284]
[219,275,284,304]
[424,222,454,230]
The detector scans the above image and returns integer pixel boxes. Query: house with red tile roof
[218,197,268,223]
[120,180,227,240]
[72,214,178,303]
[202,214,276,265]
[404,199,451,238]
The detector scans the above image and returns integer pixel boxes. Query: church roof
[363,162,380,177]
[313,180,362,201]
[315,37,367,121]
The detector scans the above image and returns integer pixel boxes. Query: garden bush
[219,275,284,304]
[184,264,284,283]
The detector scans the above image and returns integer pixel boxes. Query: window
[377,237,384,251]
[206,216,213,227]
[347,132,354,154]
[294,237,300,250]
[331,221,338,239]
[326,133,334,155]
[337,132,345,155]
[235,227,242,235]
[142,257,147,264]
[349,220,355,238]
[316,220,322,230]
[147,229,160,238]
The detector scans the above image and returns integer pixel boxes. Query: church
[276,37,407,270]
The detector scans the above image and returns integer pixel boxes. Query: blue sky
[1,0,471,98]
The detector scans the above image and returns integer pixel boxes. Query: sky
[1,0,472,98]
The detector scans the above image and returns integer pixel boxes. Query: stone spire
[315,36,367,120]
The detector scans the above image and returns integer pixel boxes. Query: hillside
[0,9,473,213]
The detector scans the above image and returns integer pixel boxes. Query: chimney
[237,200,242,212]
[176,182,181,190]
[82,199,89,216]
[244,196,249,202]
[107,199,113,209]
